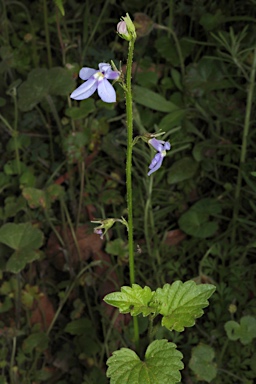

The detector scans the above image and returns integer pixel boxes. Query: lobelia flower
[148,137,171,176]
[70,63,120,103]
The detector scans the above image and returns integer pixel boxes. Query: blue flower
[148,138,171,176]
[70,63,120,103]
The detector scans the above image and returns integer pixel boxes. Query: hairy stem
[125,38,139,350]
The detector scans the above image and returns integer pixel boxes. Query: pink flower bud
[117,21,128,35]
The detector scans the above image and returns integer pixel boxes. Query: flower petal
[148,153,164,176]
[149,138,164,152]
[98,63,111,73]
[70,77,97,100]
[97,79,116,103]
[79,67,97,80]
[98,63,120,80]
[163,142,171,150]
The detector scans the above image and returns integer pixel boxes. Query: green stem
[125,38,139,350]
[231,48,256,244]
[43,0,52,68]
[126,39,135,286]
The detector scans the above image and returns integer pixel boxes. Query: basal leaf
[107,339,183,384]
[153,281,215,332]
[133,85,179,112]
[104,284,155,316]
[189,344,217,383]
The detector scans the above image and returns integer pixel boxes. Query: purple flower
[148,138,171,176]
[94,228,104,240]
[70,63,120,103]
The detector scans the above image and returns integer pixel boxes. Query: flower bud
[117,21,128,35]
[117,13,136,41]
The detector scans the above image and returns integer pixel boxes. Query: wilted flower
[148,138,171,176]
[70,63,120,103]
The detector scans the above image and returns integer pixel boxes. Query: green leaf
[54,0,65,16]
[185,58,232,97]
[22,187,47,209]
[155,37,194,67]
[18,69,51,111]
[104,284,155,317]
[107,339,183,384]
[199,11,224,31]
[48,67,75,95]
[178,198,222,238]
[167,157,199,184]
[22,332,49,354]
[65,99,96,119]
[133,85,179,112]
[106,239,128,259]
[153,281,215,332]
[225,316,256,345]
[64,318,93,336]
[159,110,186,131]
[189,344,217,382]
[0,223,44,273]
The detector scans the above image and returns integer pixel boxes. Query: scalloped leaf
[225,316,256,345]
[153,281,215,332]
[104,284,155,316]
[107,339,183,384]
[189,344,217,383]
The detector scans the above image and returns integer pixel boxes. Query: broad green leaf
[133,85,178,112]
[225,316,256,345]
[104,284,155,316]
[107,339,184,384]
[184,58,232,97]
[65,99,96,119]
[18,68,51,111]
[22,332,49,354]
[0,223,44,273]
[178,198,222,238]
[189,344,217,382]
[153,281,216,332]
[64,318,93,336]
[6,249,42,273]
[167,157,199,184]
[0,223,43,250]
[106,239,128,259]
[48,67,75,95]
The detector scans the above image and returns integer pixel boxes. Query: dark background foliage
[0,0,256,383]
